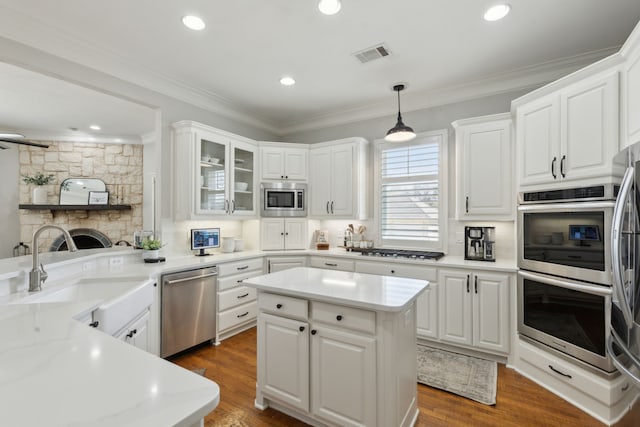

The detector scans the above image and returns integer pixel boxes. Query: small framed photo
[88,191,109,205]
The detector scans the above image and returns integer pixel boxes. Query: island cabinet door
[257,313,309,411]
[310,326,376,427]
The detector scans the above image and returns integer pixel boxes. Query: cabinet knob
[285,176,288,179]
[299,326,305,332]
[390,270,395,274]
[89,321,99,328]
[276,303,283,309]
[336,315,343,321]
[311,329,317,335]
[281,175,284,179]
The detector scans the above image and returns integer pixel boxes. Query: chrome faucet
[29,225,78,292]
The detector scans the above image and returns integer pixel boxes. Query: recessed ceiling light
[484,4,510,21]
[89,125,101,131]
[318,0,341,16]
[0,133,24,138]
[280,76,296,86]
[182,15,206,31]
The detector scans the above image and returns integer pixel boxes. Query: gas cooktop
[359,248,445,260]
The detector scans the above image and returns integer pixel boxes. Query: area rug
[417,344,497,405]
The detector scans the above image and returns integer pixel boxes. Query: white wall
[0,147,20,257]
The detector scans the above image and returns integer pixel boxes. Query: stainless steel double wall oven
[517,185,616,373]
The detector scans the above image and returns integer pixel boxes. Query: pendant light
[384,84,416,142]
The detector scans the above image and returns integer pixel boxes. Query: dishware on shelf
[235,182,249,191]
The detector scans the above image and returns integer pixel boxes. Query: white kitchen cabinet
[257,312,309,411]
[172,121,258,219]
[355,260,439,339]
[255,290,414,427]
[260,144,308,181]
[621,23,640,148]
[261,218,307,250]
[310,325,377,427]
[216,257,263,342]
[438,269,510,354]
[115,309,150,352]
[266,256,307,273]
[309,137,369,219]
[453,113,513,220]
[516,71,618,188]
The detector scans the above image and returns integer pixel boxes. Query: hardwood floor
[171,327,607,426]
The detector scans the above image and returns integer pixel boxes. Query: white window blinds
[378,132,446,248]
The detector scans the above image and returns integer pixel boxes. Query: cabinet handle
[268,260,271,274]
[466,274,470,293]
[390,270,395,274]
[325,262,338,267]
[551,157,557,179]
[236,265,249,271]
[331,201,334,214]
[126,329,137,338]
[225,199,229,213]
[237,293,249,299]
[285,175,288,179]
[89,321,99,328]
[465,196,469,213]
[474,276,478,294]
[336,315,343,321]
[276,303,283,309]
[299,326,305,332]
[236,279,244,283]
[560,155,566,178]
[237,311,249,318]
[281,175,284,179]
[285,232,289,236]
[311,329,317,335]
[326,201,330,214]
[231,199,236,213]
[281,232,284,236]
[548,365,572,379]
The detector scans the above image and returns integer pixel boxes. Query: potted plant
[22,172,55,204]
[141,238,162,260]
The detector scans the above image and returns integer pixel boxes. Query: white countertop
[243,267,429,311]
[0,276,220,427]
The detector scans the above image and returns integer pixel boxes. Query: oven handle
[518,270,612,297]
[606,331,640,389]
[611,166,635,330]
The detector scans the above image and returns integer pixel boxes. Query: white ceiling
[0,0,639,138]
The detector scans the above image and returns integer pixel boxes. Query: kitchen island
[243,267,429,427]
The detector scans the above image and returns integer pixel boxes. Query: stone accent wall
[19,141,143,250]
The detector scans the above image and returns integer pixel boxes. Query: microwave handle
[611,166,635,330]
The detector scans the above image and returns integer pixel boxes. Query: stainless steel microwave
[261,182,307,217]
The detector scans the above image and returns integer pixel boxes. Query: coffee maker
[464,226,496,262]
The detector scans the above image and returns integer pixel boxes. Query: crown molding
[15,129,141,144]
[276,46,620,136]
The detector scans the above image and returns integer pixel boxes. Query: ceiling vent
[353,44,390,64]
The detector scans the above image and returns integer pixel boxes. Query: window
[375,130,448,250]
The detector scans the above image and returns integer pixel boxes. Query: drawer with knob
[311,301,375,334]
[309,257,355,272]
[218,257,263,277]
[218,301,258,332]
[258,292,308,320]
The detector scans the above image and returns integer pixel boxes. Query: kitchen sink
[12,277,155,335]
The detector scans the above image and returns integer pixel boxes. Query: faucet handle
[40,263,48,283]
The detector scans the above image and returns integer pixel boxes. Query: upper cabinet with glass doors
[172,121,258,219]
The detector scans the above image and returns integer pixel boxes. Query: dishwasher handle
[164,272,218,285]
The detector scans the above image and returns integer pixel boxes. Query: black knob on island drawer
[336,315,343,321]
[276,303,283,309]
[299,326,305,332]
[311,330,317,335]
[89,321,99,328]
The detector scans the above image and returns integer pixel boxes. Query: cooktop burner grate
[359,248,445,260]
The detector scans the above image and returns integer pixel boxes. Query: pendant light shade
[385,84,416,142]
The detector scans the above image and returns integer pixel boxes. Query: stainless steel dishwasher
[161,266,217,358]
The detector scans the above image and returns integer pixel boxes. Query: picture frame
[88,190,109,205]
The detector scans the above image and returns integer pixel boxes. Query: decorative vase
[143,249,159,260]
[32,187,47,204]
